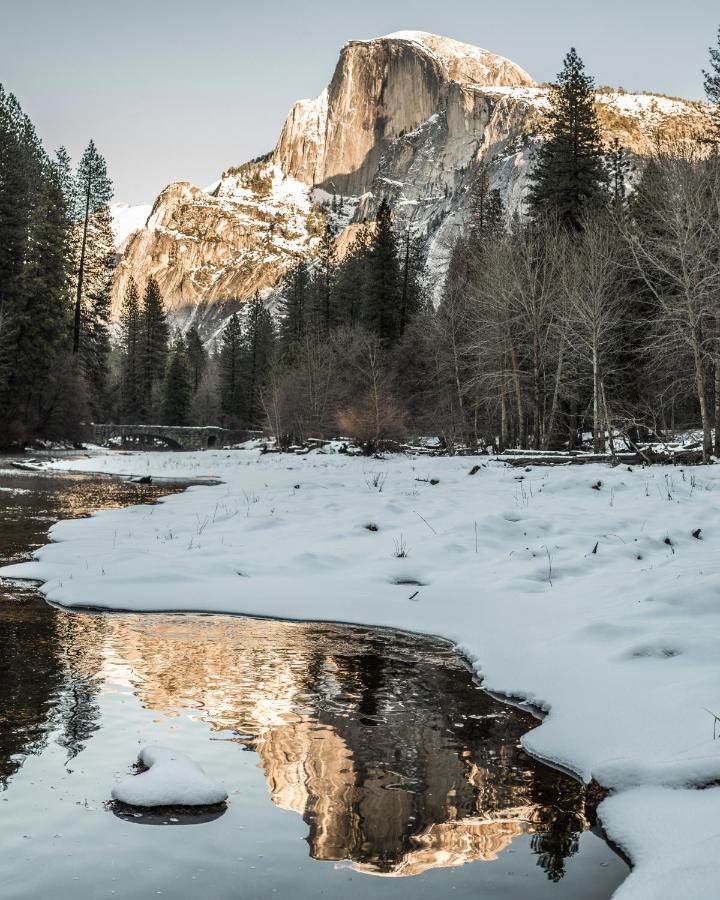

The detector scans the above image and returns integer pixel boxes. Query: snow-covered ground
[3,448,720,898]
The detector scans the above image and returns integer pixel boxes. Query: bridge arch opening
[207,435,217,448]
[121,433,183,451]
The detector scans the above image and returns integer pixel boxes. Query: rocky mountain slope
[111,31,709,330]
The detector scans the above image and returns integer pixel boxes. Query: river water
[0,459,629,899]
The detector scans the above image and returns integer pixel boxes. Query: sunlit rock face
[112,31,709,329]
[273,32,534,196]
[95,615,589,878]
[110,168,323,330]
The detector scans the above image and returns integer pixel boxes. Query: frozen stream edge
[4,448,720,899]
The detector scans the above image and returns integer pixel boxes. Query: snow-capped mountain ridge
[111,31,710,328]
[376,31,535,87]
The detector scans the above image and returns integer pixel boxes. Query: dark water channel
[0,460,629,899]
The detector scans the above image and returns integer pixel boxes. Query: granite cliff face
[112,31,709,329]
[111,166,325,330]
[272,32,533,195]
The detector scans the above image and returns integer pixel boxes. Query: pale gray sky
[2,0,718,203]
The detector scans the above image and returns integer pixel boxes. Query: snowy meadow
[3,448,720,898]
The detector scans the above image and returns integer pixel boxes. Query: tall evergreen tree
[312,222,337,334]
[606,138,630,211]
[334,226,371,329]
[219,313,243,424]
[139,277,169,418]
[78,202,114,411]
[162,333,192,425]
[0,86,74,436]
[704,25,720,143]
[279,259,311,358]
[362,200,402,344]
[25,164,75,427]
[72,141,113,361]
[241,293,275,424]
[119,278,142,418]
[527,48,607,229]
[466,165,505,239]
[0,87,38,330]
[398,227,425,336]
[185,326,207,393]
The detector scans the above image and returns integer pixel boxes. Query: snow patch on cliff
[380,31,535,88]
[110,203,151,247]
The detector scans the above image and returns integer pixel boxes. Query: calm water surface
[0,459,629,899]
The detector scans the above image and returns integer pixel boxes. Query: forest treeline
[0,85,113,444]
[2,31,720,455]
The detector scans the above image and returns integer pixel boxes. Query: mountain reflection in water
[2,600,590,880]
[0,465,617,894]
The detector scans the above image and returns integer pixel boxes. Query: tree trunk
[601,380,614,457]
[692,343,712,461]
[509,343,523,448]
[450,330,468,447]
[500,351,509,452]
[543,337,564,450]
[532,333,541,449]
[73,157,94,355]
[715,312,720,456]
[592,345,601,453]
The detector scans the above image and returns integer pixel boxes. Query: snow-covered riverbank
[3,448,720,898]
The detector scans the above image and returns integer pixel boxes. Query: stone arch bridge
[91,424,256,451]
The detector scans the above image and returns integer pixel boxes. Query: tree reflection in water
[0,468,181,789]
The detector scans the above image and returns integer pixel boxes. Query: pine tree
[312,222,337,334]
[162,332,192,425]
[78,202,114,411]
[704,25,720,143]
[15,154,74,430]
[485,190,506,238]
[362,200,402,344]
[606,138,630,211]
[53,147,79,295]
[219,313,244,424]
[139,277,169,418]
[334,226,371,328]
[0,88,37,327]
[72,141,113,362]
[527,48,607,229]
[398,227,425,336]
[119,278,142,418]
[185,326,207,393]
[241,293,275,424]
[279,259,311,358]
[0,86,74,435]
[467,164,505,238]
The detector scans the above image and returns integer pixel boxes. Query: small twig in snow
[542,545,553,586]
[413,510,436,535]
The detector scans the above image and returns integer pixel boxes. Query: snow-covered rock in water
[111,746,228,807]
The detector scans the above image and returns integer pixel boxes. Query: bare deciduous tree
[625,154,720,460]
[561,214,626,452]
